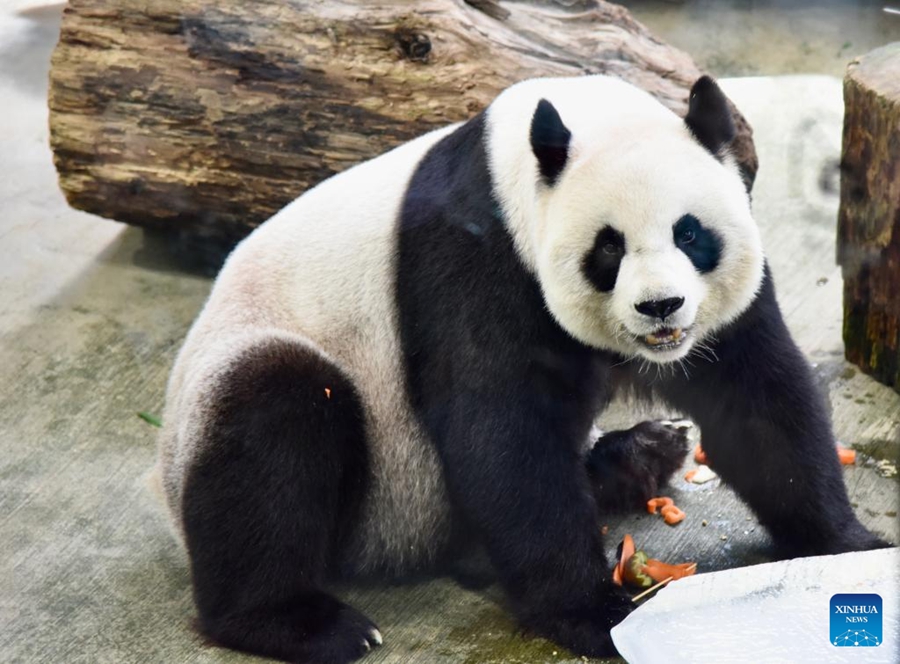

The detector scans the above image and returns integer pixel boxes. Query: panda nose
[635,297,684,320]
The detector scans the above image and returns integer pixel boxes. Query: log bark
[49,0,757,251]
[837,43,900,393]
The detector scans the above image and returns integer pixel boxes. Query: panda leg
[586,420,691,512]
[656,269,890,556]
[181,338,380,664]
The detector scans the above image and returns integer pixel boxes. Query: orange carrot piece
[612,534,636,586]
[837,446,856,465]
[646,497,674,514]
[619,534,635,568]
[693,444,708,465]
[660,504,686,525]
[641,560,697,583]
[684,469,697,482]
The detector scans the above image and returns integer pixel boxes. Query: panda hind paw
[587,419,691,512]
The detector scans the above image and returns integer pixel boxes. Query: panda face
[490,75,765,364]
[537,136,764,364]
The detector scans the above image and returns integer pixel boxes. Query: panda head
[487,75,765,364]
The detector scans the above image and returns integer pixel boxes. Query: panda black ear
[684,76,736,156]
[530,99,571,186]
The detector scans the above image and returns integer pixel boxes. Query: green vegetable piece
[625,550,654,588]
[137,411,162,427]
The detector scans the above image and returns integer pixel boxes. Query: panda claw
[659,418,693,431]
[670,418,694,431]
[369,628,383,646]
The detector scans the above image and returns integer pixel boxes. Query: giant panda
[156,74,887,663]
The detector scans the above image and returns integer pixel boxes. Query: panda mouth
[637,327,689,351]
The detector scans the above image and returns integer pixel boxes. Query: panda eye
[673,214,722,274]
[678,228,696,244]
[585,225,626,292]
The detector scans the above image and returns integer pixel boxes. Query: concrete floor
[1,2,898,663]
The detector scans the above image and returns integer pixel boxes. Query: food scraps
[693,444,708,465]
[876,459,898,478]
[640,559,697,584]
[836,445,856,465]
[613,533,636,586]
[623,550,654,587]
[660,504,686,525]
[611,534,697,599]
[646,497,674,514]
[684,464,718,484]
[647,496,686,525]
[137,411,162,427]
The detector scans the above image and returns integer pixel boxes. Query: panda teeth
[642,328,686,348]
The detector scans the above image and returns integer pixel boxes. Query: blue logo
[830,593,882,647]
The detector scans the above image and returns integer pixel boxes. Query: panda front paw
[519,585,634,657]
[834,533,892,553]
[774,522,892,559]
[587,419,691,512]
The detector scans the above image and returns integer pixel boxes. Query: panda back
[158,122,462,568]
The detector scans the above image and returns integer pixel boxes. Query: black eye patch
[583,226,625,292]
[673,214,721,273]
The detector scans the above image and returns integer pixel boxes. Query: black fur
[583,226,626,293]
[181,339,377,664]
[530,98,571,185]
[673,213,722,273]
[587,421,691,512]
[684,75,736,156]
[398,114,632,656]
[395,115,887,657]
[649,266,889,557]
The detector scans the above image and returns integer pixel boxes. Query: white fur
[486,76,765,364]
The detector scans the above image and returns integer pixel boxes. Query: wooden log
[837,43,900,393]
[48,0,757,251]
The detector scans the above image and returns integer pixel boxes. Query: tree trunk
[837,42,900,393]
[49,0,757,251]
